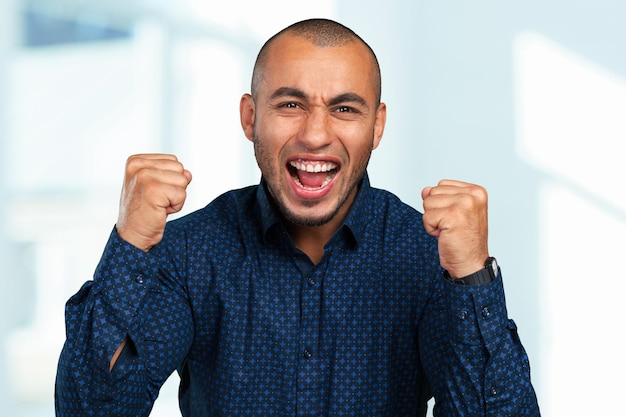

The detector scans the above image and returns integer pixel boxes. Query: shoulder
[367,185,425,226]
[367,185,437,251]
[163,185,259,243]
[362,185,442,295]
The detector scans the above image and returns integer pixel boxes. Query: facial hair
[252,130,373,228]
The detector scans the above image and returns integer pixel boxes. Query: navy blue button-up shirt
[55,176,540,416]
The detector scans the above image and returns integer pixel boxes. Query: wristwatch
[449,257,498,285]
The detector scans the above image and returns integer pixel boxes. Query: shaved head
[251,18,382,104]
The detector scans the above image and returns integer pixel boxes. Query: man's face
[241,34,386,228]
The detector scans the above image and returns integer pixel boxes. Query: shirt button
[482,307,491,318]
[307,277,317,286]
[303,349,313,359]
[135,274,144,284]
[490,385,498,396]
[459,310,468,320]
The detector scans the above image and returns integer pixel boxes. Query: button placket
[297,267,324,392]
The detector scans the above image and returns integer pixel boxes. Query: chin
[280,205,338,228]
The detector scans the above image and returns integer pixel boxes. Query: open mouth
[288,159,338,190]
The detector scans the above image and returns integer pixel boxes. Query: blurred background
[1,0,625,416]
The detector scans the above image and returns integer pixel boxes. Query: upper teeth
[290,161,337,173]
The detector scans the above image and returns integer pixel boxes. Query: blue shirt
[55,176,540,416]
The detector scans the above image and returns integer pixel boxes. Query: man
[55,18,540,416]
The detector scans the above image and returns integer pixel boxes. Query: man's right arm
[55,228,194,416]
[55,154,194,416]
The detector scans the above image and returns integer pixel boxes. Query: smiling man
[55,19,540,417]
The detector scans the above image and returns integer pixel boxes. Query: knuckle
[126,155,148,173]
[135,166,152,182]
[470,184,488,200]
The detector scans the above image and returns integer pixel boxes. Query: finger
[129,153,180,162]
[135,166,192,190]
[421,186,432,201]
[422,206,462,234]
[429,180,486,198]
[422,217,441,237]
[437,179,474,188]
[427,182,472,197]
[422,205,446,237]
[127,156,186,177]
[160,183,188,214]
[182,169,193,184]
[425,184,487,211]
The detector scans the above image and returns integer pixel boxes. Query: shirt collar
[256,173,373,247]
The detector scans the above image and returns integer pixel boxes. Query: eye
[280,102,300,109]
[274,101,304,115]
[334,105,363,115]
[332,105,363,120]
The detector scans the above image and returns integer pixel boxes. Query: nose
[297,107,332,150]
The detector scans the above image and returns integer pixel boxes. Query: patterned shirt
[55,175,540,416]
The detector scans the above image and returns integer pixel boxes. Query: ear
[240,94,255,142]
[372,102,386,150]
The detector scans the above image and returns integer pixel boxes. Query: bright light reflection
[515,32,626,416]
[515,32,626,212]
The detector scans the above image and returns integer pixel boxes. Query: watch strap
[447,257,498,286]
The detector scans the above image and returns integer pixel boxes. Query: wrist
[446,257,498,285]
[115,224,157,252]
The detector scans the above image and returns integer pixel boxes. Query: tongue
[297,171,327,188]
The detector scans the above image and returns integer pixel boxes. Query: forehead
[258,35,378,101]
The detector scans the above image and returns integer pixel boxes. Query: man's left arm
[420,180,541,415]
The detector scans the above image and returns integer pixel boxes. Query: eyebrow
[327,92,368,109]
[269,87,369,110]
[269,87,307,101]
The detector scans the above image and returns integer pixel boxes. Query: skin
[110,31,490,371]
[240,34,386,263]
[116,154,192,252]
[422,180,489,278]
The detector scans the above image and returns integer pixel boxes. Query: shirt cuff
[92,227,162,331]
[445,271,509,347]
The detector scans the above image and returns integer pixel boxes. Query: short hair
[251,18,382,104]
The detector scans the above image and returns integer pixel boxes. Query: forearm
[55,281,153,416]
[55,228,193,416]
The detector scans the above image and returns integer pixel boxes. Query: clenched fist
[116,154,192,252]
[421,180,489,279]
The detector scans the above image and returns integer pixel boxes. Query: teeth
[289,160,337,173]
[289,160,337,190]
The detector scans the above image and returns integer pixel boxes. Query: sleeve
[55,228,194,417]
[419,269,541,416]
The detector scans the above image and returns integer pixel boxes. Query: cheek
[253,132,286,178]
[255,120,301,160]
[341,127,377,158]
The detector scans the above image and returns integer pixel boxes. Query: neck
[286,219,341,265]
[276,177,364,264]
